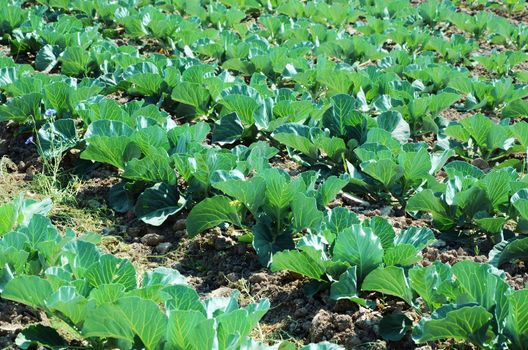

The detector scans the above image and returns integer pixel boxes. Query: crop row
[1,0,528,349]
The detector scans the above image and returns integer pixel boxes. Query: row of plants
[0,196,342,350]
[1,196,527,349]
[0,0,527,348]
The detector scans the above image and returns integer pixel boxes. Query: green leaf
[505,289,528,350]
[361,266,414,305]
[452,260,510,313]
[81,121,134,170]
[292,192,323,232]
[412,304,492,345]
[3,275,53,309]
[166,311,214,350]
[316,175,349,207]
[384,244,421,267]
[15,324,68,350]
[271,247,326,281]
[407,190,454,230]
[409,263,452,309]
[360,159,403,188]
[333,225,384,280]
[489,237,528,267]
[187,196,243,236]
[252,217,295,267]
[379,313,412,341]
[398,148,431,182]
[272,124,319,159]
[0,202,17,236]
[212,112,244,144]
[511,189,528,220]
[84,254,136,290]
[479,170,511,211]
[47,286,88,325]
[171,81,210,114]
[135,183,184,226]
[61,46,93,76]
[83,296,167,350]
[366,216,395,250]
[394,227,435,250]
[329,266,366,305]
[212,176,266,216]
[322,94,366,141]
[123,152,177,185]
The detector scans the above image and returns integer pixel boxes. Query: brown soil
[0,299,40,349]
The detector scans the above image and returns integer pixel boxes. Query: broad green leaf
[47,286,88,325]
[379,313,412,341]
[330,266,365,305]
[409,263,452,309]
[271,247,326,281]
[292,192,323,232]
[123,152,177,185]
[316,175,349,207]
[0,202,17,236]
[135,183,184,226]
[213,176,266,215]
[83,297,167,350]
[212,112,244,145]
[187,196,242,236]
[333,225,384,280]
[3,275,53,309]
[398,148,431,182]
[452,260,510,320]
[366,216,395,250]
[394,227,435,250]
[511,189,528,220]
[505,289,528,350]
[172,82,210,115]
[489,237,528,268]
[407,190,454,230]
[362,266,414,306]
[166,310,214,350]
[81,121,134,169]
[272,124,319,159]
[361,159,403,188]
[84,254,136,290]
[322,94,367,141]
[412,305,492,345]
[383,244,421,267]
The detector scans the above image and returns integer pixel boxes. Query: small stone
[141,233,164,246]
[173,219,186,231]
[294,307,308,318]
[17,161,26,172]
[471,158,490,170]
[213,235,234,250]
[249,272,268,284]
[128,227,143,237]
[156,242,172,254]
[380,206,392,216]
[174,229,187,238]
[25,166,35,179]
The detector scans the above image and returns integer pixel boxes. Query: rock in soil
[156,242,172,255]
[140,233,164,246]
